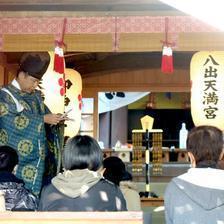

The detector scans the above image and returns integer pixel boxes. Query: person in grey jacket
[165,125,224,224]
[38,135,127,211]
[0,146,38,211]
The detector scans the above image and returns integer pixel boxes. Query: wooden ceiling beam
[0,0,182,17]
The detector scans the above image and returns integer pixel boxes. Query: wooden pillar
[99,112,111,148]
[111,106,128,147]
[0,53,7,86]
[0,53,18,86]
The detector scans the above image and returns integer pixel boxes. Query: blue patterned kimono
[0,83,62,196]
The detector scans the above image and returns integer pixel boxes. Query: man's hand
[44,113,65,125]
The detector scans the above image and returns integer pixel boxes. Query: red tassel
[161,46,173,74]
[54,46,65,74]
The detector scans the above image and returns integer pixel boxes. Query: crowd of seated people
[0,136,128,212]
[38,135,127,211]
[1,125,224,224]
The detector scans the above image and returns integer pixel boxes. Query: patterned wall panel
[0,16,221,51]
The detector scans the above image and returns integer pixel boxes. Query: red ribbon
[160,17,175,47]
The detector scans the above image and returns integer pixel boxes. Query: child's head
[63,135,103,171]
[0,146,18,172]
[103,156,128,186]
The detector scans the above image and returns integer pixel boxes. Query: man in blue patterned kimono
[0,52,65,196]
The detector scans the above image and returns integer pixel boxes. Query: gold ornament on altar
[151,131,163,175]
[132,114,163,195]
[132,130,144,174]
[141,115,154,131]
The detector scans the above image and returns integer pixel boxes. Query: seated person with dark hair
[38,135,127,211]
[165,125,224,224]
[0,146,38,211]
[103,156,141,211]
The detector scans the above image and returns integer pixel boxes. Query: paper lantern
[41,51,65,114]
[41,55,82,137]
[191,51,224,130]
[64,68,82,137]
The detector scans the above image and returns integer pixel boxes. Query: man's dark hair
[62,135,103,171]
[187,125,223,168]
[0,146,18,172]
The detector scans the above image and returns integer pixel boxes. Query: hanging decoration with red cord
[42,18,83,137]
[161,17,175,74]
[54,18,67,76]
[54,46,65,75]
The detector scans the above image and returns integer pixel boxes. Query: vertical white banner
[191,51,224,130]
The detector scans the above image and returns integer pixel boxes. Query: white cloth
[120,181,141,211]
[98,92,149,114]
[1,79,24,112]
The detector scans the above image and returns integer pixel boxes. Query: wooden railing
[141,197,164,207]
[0,211,146,224]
